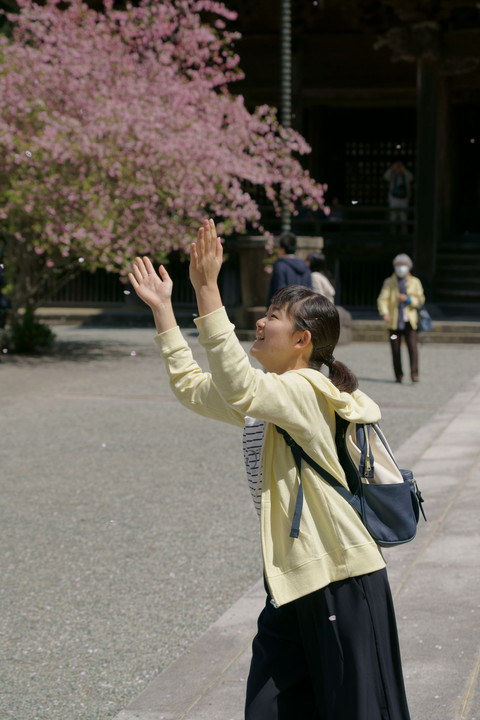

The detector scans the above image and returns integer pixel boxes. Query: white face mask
[395,265,409,278]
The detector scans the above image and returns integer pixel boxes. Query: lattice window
[344,140,416,206]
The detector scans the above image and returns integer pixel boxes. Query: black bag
[391,176,407,199]
[276,414,426,547]
[391,185,407,199]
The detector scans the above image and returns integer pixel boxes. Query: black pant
[388,323,418,381]
[245,569,410,720]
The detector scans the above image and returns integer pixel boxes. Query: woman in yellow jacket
[129,220,411,720]
[377,254,425,383]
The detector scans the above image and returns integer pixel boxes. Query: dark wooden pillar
[414,61,453,298]
[280,0,292,232]
[436,78,453,249]
[414,59,440,295]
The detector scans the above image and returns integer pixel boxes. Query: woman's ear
[295,330,311,349]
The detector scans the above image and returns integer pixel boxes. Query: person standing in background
[377,253,425,383]
[384,161,413,233]
[306,253,335,304]
[0,262,12,330]
[307,252,354,346]
[266,231,312,306]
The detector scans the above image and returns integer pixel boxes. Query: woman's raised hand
[128,257,172,310]
[128,257,177,333]
[189,219,224,317]
[189,218,223,293]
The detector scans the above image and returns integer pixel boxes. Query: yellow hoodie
[155,307,385,607]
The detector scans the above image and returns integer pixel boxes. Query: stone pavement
[1,327,479,720]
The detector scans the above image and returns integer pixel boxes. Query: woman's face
[250,303,308,374]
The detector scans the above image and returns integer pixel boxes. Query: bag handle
[360,423,427,522]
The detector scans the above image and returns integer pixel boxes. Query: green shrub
[2,307,55,354]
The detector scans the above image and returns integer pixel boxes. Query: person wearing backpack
[377,253,425,383]
[384,161,413,233]
[129,219,411,720]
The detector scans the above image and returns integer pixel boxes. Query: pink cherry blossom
[0,0,325,314]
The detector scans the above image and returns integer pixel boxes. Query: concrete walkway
[1,328,479,720]
[114,374,480,720]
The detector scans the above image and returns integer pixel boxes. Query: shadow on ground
[0,340,133,365]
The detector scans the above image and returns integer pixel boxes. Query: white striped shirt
[242,417,265,518]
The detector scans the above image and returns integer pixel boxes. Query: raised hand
[189,218,223,317]
[128,257,177,333]
[128,256,172,310]
[189,218,223,293]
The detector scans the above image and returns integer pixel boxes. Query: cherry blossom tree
[0,0,325,315]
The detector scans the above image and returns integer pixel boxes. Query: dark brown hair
[270,285,358,393]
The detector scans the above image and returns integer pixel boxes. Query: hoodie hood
[297,368,381,425]
[277,257,311,276]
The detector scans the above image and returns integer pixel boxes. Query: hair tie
[326,355,335,369]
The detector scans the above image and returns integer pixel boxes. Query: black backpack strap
[275,424,360,538]
[275,426,304,538]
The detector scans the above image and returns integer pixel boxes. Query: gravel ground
[1,324,479,720]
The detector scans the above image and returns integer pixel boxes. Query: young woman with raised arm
[128,219,411,720]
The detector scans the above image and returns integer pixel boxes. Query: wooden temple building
[220,0,480,318]
[18,0,480,319]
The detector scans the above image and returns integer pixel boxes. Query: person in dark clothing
[0,263,12,330]
[266,232,312,306]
